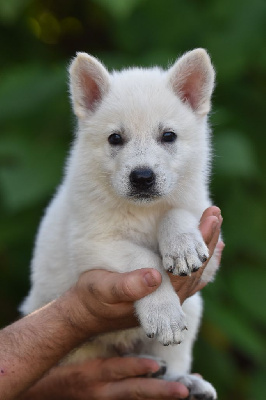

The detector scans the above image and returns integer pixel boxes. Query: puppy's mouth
[128,189,161,202]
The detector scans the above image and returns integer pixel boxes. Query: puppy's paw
[161,232,209,276]
[176,374,217,400]
[136,298,187,346]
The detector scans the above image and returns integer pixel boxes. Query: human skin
[0,206,223,400]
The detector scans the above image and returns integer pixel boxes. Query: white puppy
[21,49,219,399]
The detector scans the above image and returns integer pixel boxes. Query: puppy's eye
[108,133,123,146]
[161,131,177,143]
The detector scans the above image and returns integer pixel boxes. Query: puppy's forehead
[106,68,181,124]
[92,67,195,138]
[110,68,168,104]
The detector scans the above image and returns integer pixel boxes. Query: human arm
[0,268,163,400]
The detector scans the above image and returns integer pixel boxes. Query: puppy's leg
[158,209,209,277]
[135,271,187,345]
[141,294,217,400]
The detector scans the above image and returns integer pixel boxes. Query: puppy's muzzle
[129,168,155,191]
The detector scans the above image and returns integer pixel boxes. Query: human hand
[170,206,224,304]
[20,357,190,399]
[67,206,223,338]
[69,266,162,338]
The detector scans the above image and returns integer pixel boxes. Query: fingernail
[212,208,221,217]
[144,272,159,287]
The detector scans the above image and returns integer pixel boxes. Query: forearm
[0,290,92,400]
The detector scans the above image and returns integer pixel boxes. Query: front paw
[136,297,187,346]
[161,232,209,276]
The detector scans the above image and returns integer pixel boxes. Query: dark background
[0,1,266,399]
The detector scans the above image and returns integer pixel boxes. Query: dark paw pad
[199,254,208,263]
[192,265,200,273]
[151,364,167,378]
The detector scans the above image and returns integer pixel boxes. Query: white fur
[21,49,218,399]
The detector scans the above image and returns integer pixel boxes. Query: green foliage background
[0,1,266,398]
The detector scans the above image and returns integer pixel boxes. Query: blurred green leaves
[214,130,258,178]
[205,295,265,364]
[0,64,66,122]
[231,269,266,325]
[0,0,30,24]
[92,0,142,19]
[0,134,65,211]
[0,64,68,211]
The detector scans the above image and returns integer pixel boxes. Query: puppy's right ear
[69,53,110,119]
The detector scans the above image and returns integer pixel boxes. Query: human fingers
[199,206,221,246]
[96,378,189,399]
[93,357,161,381]
[199,206,221,224]
[216,240,225,266]
[185,216,223,295]
[199,215,223,260]
[85,268,162,305]
[198,205,223,265]
[57,357,161,384]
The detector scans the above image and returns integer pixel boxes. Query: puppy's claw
[192,264,200,273]
[199,254,208,263]
[167,266,174,273]
[147,333,155,339]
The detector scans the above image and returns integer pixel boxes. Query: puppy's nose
[130,168,155,190]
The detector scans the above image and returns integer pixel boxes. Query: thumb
[97,268,162,304]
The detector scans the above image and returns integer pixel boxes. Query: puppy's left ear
[168,49,215,116]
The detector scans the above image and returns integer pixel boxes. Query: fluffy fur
[21,49,219,399]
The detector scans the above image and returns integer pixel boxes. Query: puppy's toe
[196,240,209,264]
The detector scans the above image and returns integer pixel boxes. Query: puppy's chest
[115,211,160,251]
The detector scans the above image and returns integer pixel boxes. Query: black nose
[129,168,155,190]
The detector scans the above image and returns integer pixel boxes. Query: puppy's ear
[69,53,110,118]
[168,49,215,116]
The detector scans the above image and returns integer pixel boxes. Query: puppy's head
[69,50,215,205]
